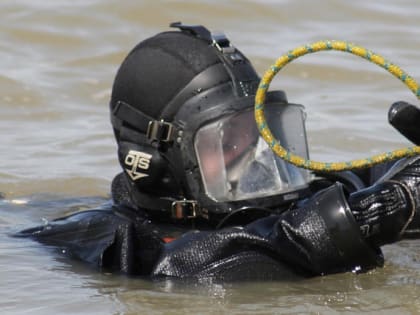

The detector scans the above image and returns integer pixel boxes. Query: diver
[17,22,420,280]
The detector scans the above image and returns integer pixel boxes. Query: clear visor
[194,103,310,202]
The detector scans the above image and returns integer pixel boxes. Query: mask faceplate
[194,103,310,202]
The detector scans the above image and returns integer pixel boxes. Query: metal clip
[171,199,198,219]
[212,33,235,53]
[147,120,175,142]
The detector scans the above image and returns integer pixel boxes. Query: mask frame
[172,87,311,215]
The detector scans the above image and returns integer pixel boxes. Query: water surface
[1,1,420,314]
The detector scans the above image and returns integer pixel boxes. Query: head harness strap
[112,100,153,134]
[170,22,260,98]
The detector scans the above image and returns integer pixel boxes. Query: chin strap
[112,172,203,221]
[129,180,202,221]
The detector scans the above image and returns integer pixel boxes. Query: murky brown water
[1,1,420,314]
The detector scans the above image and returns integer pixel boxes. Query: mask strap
[112,100,153,134]
[159,63,230,120]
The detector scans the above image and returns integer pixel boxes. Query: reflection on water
[1,0,420,314]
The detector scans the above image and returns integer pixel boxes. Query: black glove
[349,156,420,246]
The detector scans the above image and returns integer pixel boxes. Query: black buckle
[171,199,198,219]
[212,33,235,53]
[147,120,175,142]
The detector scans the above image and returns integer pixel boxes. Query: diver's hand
[388,101,420,145]
[349,155,420,244]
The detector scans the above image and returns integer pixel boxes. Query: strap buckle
[171,199,198,219]
[212,33,235,53]
[147,120,175,142]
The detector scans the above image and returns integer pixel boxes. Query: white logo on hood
[124,150,152,181]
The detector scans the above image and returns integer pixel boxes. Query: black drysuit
[17,167,390,281]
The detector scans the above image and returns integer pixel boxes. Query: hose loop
[255,40,420,172]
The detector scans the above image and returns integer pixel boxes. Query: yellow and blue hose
[255,40,420,172]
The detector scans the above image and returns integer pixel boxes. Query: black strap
[212,41,260,97]
[130,183,202,221]
[112,100,154,134]
[160,63,230,120]
[170,22,213,43]
[132,186,174,212]
[113,100,177,144]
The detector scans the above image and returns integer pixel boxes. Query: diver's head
[110,22,310,223]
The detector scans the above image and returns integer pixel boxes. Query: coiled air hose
[255,40,420,172]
